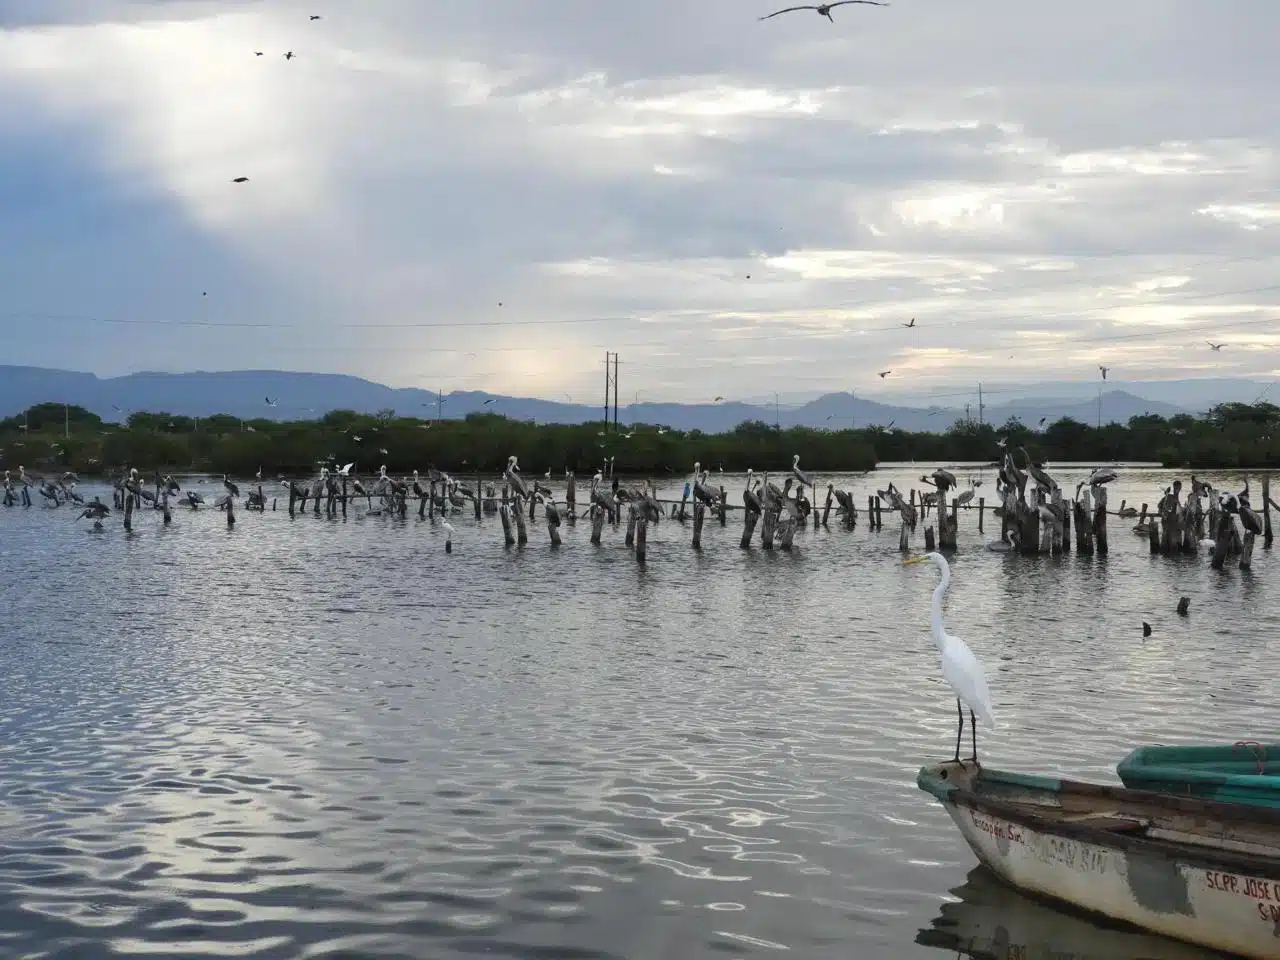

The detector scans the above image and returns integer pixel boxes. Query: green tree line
[1,401,1277,478]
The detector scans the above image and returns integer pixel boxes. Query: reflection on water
[917,867,1231,960]
[0,464,1273,958]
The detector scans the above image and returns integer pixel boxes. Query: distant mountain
[0,366,1197,433]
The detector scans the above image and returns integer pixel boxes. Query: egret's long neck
[930,563,950,652]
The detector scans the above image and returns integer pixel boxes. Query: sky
[1,0,1278,406]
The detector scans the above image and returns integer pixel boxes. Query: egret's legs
[969,710,978,763]
[953,700,964,762]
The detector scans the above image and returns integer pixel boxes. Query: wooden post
[226,495,235,527]
[529,493,537,521]
[924,527,936,550]
[1241,531,1256,569]
[1091,485,1107,555]
[341,478,348,518]
[499,503,515,546]
[124,495,133,531]
[1211,512,1235,570]
[590,505,605,545]
[428,480,436,518]
[949,500,960,551]
[678,486,689,523]
[1049,489,1063,555]
[874,496,883,529]
[762,507,777,549]
[719,487,727,526]
[1148,516,1160,554]
[867,496,875,529]
[740,510,758,548]
[548,513,562,548]
[977,497,984,534]
[822,486,833,526]
[780,517,797,550]
[1264,474,1273,547]
[418,485,428,518]
[625,508,637,547]
[161,492,172,526]
[566,472,576,523]
[513,497,528,545]
[898,519,910,552]
[692,501,705,549]
[635,514,647,562]
[474,472,482,521]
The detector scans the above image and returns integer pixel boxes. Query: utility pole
[612,353,619,433]
[774,392,781,431]
[604,352,617,433]
[977,383,984,426]
[64,403,69,439]
[437,389,444,425]
[965,402,971,425]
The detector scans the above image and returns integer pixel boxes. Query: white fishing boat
[919,760,1280,960]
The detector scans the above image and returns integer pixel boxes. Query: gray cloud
[0,0,1278,402]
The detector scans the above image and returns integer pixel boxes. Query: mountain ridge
[0,365,1202,433]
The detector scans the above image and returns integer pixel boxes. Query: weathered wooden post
[625,506,637,547]
[822,486,833,526]
[678,484,689,523]
[692,501,705,549]
[123,495,133,531]
[867,496,875,529]
[635,511,648,562]
[161,492,172,526]
[924,526,936,550]
[761,505,777,549]
[548,510,562,548]
[512,496,528,545]
[875,496,883,529]
[1241,529,1256,569]
[1211,512,1236,570]
[719,487,727,526]
[590,504,605,545]
[898,514,910,552]
[566,471,576,523]
[740,508,758,548]
[977,497,984,534]
[1263,474,1273,547]
[499,502,515,546]
[1074,489,1092,554]
[779,517,797,550]
[1048,489,1064,555]
[1088,485,1106,556]
[226,495,236,527]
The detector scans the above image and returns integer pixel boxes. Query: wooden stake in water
[1092,485,1108,555]
[740,509,758,548]
[692,501,705,549]
[1263,474,1273,547]
[625,507,637,547]
[635,512,648,563]
[499,503,514,546]
[513,497,528,545]
[590,504,605,545]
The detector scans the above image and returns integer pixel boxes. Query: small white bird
[904,552,995,765]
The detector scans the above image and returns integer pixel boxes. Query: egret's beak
[903,555,928,566]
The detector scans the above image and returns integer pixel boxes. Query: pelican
[1207,342,1226,351]
[1084,467,1118,488]
[411,469,428,501]
[1238,480,1264,535]
[693,468,720,507]
[540,492,563,529]
[759,1,887,21]
[1116,501,1139,519]
[743,470,763,514]
[222,474,240,498]
[904,552,996,764]
[791,454,814,488]
[954,485,976,508]
[930,468,957,492]
[77,498,110,521]
[1017,447,1056,493]
[589,472,616,514]
[505,455,530,499]
[778,477,802,520]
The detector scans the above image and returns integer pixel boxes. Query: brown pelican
[954,484,976,508]
[77,497,110,530]
[1017,448,1056,493]
[222,474,240,498]
[505,456,530,500]
[589,472,616,514]
[759,0,887,19]
[693,467,720,507]
[743,470,763,514]
[791,455,814,488]
[930,468,957,492]
[1238,480,1264,535]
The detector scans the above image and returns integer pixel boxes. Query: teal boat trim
[1117,744,1280,808]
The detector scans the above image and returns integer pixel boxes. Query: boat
[1118,743,1280,809]
[918,759,1280,959]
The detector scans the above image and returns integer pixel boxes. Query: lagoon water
[0,463,1273,959]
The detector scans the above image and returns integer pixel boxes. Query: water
[0,463,1273,959]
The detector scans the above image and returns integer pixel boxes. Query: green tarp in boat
[1117,743,1280,808]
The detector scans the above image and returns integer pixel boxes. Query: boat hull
[921,763,1280,959]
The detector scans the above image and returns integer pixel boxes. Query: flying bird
[1098,365,1109,380]
[904,318,915,328]
[254,51,264,56]
[714,396,724,402]
[231,177,249,183]
[310,14,322,19]
[878,370,891,378]
[265,396,278,406]
[1207,341,1226,351]
[759,1,888,21]
[284,51,295,59]
[482,398,497,405]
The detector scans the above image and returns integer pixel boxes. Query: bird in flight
[231,176,249,183]
[1207,341,1226,351]
[265,397,278,407]
[1098,365,1109,380]
[254,51,264,56]
[310,14,322,20]
[759,1,888,22]
[878,370,891,378]
[903,317,915,328]
[482,398,497,405]
[714,396,724,402]
[284,51,295,60]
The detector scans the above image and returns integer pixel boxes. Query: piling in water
[692,501,705,549]
[513,498,528,545]
[625,509,637,547]
[499,503,515,546]
[761,506,777,549]
[740,510,758,548]
[1264,474,1274,548]
[635,514,648,562]
[779,517,797,551]
[124,495,133,531]
[590,505,605,545]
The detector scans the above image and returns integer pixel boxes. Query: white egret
[903,552,996,764]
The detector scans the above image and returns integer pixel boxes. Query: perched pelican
[222,474,240,498]
[791,454,814,488]
[930,468,957,492]
[1081,467,1118,493]
[505,456,530,499]
[954,484,976,508]
[743,470,763,514]
[1116,501,1138,519]
[1238,480,1264,535]
[589,472,616,513]
[693,467,720,507]
[904,552,996,763]
[1017,447,1056,493]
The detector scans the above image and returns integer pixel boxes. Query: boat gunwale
[1118,745,1280,787]
[919,762,1280,882]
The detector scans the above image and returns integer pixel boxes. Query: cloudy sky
[1,0,1277,405]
